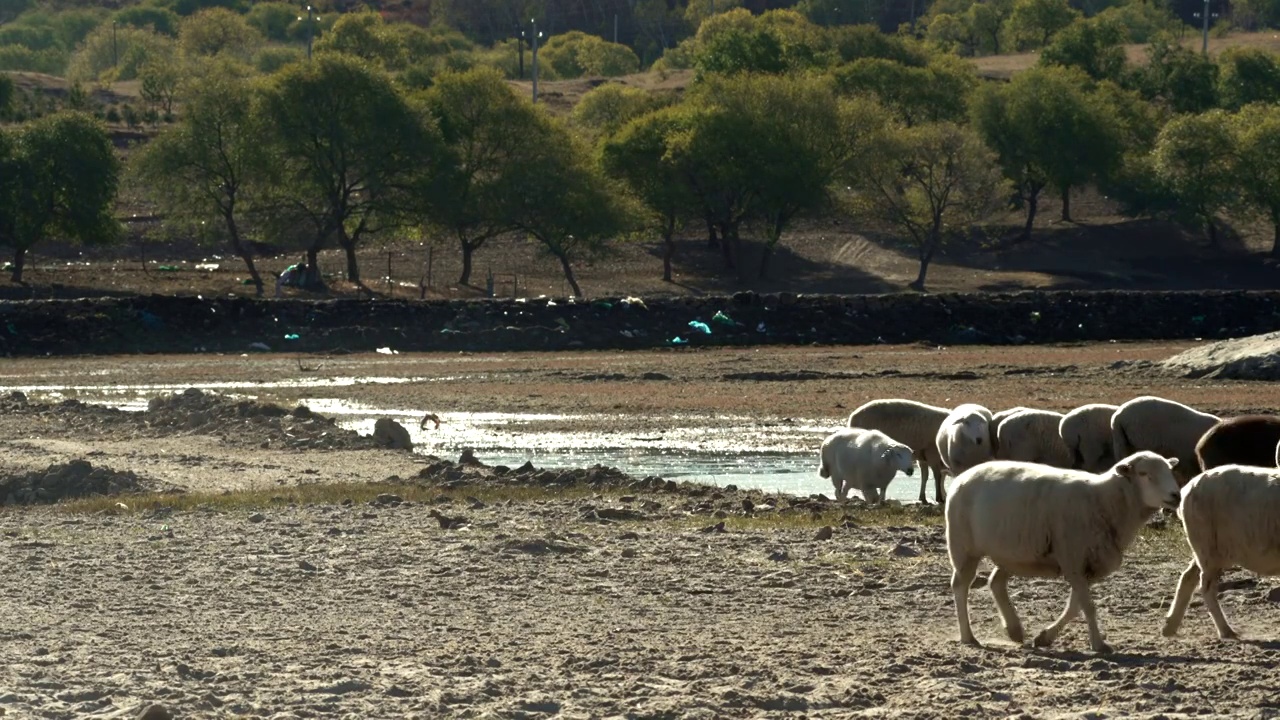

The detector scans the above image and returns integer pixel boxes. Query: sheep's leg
[951,556,981,647]
[1162,560,1201,638]
[930,459,948,505]
[1034,589,1081,649]
[1198,566,1239,640]
[988,566,1024,644]
[1071,577,1112,654]
[917,459,929,504]
[831,475,846,502]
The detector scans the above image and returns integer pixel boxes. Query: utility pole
[112,21,118,68]
[531,18,541,104]
[306,4,314,60]
[517,26,525,79]
[1201,0,1211,54]
[614,13,618,44]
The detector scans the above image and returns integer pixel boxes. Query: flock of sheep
[818,396,1280,653]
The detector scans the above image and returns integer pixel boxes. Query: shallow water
[4,384,923,503]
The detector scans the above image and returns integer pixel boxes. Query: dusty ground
[4,342,1280,718]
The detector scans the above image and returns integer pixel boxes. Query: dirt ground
[5,342,1280,718]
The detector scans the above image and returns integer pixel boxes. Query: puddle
[3,386,924,503]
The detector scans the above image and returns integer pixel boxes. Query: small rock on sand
[136,704,173,720]
[372,419,413,450]
[813,526,833,541]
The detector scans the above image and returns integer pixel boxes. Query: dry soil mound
[1160,331,1280,379]
[0,459,177,505]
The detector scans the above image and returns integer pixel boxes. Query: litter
[670,336,688,345]
[712,311,735,326]
[284,334,300,341]
[756,322,767,333]
[620,296,647,309]
[688,321,711,335]
[376,347,399,355]
[195,263,219,271]
[248,342,271,352]
[155,265,180,272]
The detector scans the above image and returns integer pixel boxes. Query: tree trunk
[304,246,323,289]
[1060,185,1071,222]
[909,254,932,291]
[1019,189,1039,243]
[10,246,25,283]
[718,222,736,270]
[662,216,676,282]
[556,252,583,297]
[459,237,475,286]
[758,218,785,280]
[910,229,939,291]
[224,211,263,296]
[340,236,360,283]
[1205,215,1219,247]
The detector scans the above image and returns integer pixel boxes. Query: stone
[1161,331,1280,380]
[372,418,413,450]
[813,526,833,541]
[136,703,174,720]
[247,513,265,523]
[891,542,920,558]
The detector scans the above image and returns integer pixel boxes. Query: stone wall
[2,290,1278,356]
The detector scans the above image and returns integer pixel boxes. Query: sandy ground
[5,342,1280,718]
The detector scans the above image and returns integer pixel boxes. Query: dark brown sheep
[1195,415,1280,472]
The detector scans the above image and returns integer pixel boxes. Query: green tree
[967,0,1014,54]
[131,65,270,294]
[600,106,698,282]
[313,11,405,69]
[0,74,13,118]
[0,112,120,283]
[1152,110,1236,246]
[1217,46,1280,110]
[1039,15,1127,82]
[178,7,263,60]
[540,31,641,78]
[848,122,1007,291]
[834,54,977,125]
[1007,0,1080,49]
[1229,104,1280,257]
[571,84,665,142]
[685,0,743,29]
[0,0,30,25]
[139,58,181,115]
[259,54,445,286]
[1137,32,1218,113]
[67,23,175,82]
[245,2,297,42]
[974,65,1124,233]
[114,6,180,36]
[503,118,639,298]
[423,67,542,287]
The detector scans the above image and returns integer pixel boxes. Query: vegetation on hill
[4,0,1280,296]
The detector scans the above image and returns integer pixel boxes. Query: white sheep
[989,406,1031,455]
[946,451,1181,653]
[936,403,995,477]
[1111,396,1220,485]
[818,427,916,504]
[1059,404,1119,473]
[846,399,950,504]
[1162,465,1280,640]
[995,409,1074,468]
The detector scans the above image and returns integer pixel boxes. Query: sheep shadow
[1026,647,1220,668]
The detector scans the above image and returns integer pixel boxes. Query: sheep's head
[1115,451,1181,510]
[882,445,915,476]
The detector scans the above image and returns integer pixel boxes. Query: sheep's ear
[1167,457,1179,469]
[1116,461,1133,477]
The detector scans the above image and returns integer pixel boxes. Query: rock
[890,542,920,558]
[298,560,318,572]
[247,513,266,524]
[813,526,833,541]
[374,493,403,506]
[430,509,470,530]
[1265,587,1280,603]
[135,704,173,720]
[742,498,755,513]
[1161,331,1280,380]
[372,418,413,450]
[698,521,726,534]
[621,548,637,558]
[619,531,640,540]
[768,549,790,562]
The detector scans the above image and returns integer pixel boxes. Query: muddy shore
[3,343,1280,718]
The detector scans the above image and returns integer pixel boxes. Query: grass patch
[46,481,619,516]
[1132,521,1190,560]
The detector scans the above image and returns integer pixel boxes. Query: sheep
[1162,465,1280,640]
[1195,415,1280,472]
[1059,404,1119,473]
[1111,396,1219,485]
[989,406,1032,455]
[936,403,995,477]
[946,451,1181,653]
[995,409,1074,468]
[846,399,950,504]
[818,427,916,504]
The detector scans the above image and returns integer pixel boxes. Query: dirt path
[3,342,1280,718]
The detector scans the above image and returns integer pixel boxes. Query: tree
[0,112,120,283]
[259,54,445,286]
[313,11,406,69]
[139,58,180,116]
[972,65,1123,232]
[599,106,697,282]
[177,7,263,59]
[685,0,743,29]
[1007,0,1080,49]
[1217,46,1280,110]
[539,31,640,78]
[423,67,541,287]
[504,117,639,298]
[1152,110,1237,246]
[571,83,666,142]
[1229,104,1280,257]
[833,54,977,126]
[114,6,181,36]
[1137,32,1218,113]
[131,65,270,294]
[0,74,12,118]
[1039,15,1127,82]
[67,23,175,82]
[848,122,1007,291]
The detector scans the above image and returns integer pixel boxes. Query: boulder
[1161,331,1280,380]
[372,418,413,450]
